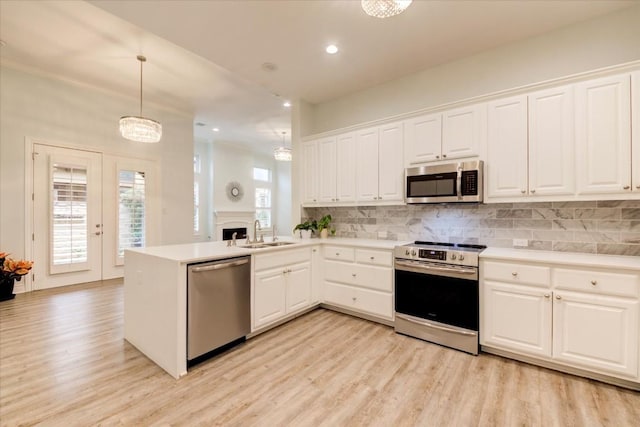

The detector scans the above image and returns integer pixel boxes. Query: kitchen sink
[239,241,297,249]
[263,241,296,247]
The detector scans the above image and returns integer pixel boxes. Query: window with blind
[118,170,146,258]
[254,167,272,228]
[52,164,88,266]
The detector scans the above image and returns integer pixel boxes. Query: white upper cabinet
[300,140,319,204]
[528,85,575,196]
[336,132,357,203]
[442,104,486,160]
[404,113,441,164]
[357,122,404,203]
[404,104,484,166]
[633,71,640,193]
[487,95,529,198]
[317,137,337,204]
[378,122,404,201]
[576,74,631,195]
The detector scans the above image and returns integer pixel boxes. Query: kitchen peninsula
[124,237,403,378]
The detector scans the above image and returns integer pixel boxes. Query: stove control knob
[411,250,417,256]
[451,254,457,260]
[459,255,464,261]
[405,250,410,256]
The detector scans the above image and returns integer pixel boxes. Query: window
[254,167,272,228]
[52,164,88,265]
[118,170,146,258]
[193,155,201,234]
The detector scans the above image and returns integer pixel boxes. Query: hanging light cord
[137,55,146,116]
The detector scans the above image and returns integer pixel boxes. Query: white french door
[31,144,159,290]
[33,144,103,289]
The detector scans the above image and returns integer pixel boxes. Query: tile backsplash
[304,200,640,257]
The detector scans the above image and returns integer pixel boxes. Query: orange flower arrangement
[1,252,34,282]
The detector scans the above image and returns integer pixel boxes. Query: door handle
[191,258,249,272]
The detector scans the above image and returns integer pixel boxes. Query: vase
[301,229,312,239]
[0,277,16,302]
[320,229,328,239]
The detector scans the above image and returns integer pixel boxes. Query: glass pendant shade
[274,146,292,162]
[119,116,162,143]
[120,55,162,143]
[361,0,412,18]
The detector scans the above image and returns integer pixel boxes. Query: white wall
[0,65,194,263]
[308,5,640,134]
[194,138,214,241]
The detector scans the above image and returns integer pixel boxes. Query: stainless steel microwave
[405,160,483,204]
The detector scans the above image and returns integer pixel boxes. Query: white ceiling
[1,0,636,153]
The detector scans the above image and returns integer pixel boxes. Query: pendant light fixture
[361,0,412,19]
[274,131,292,162]
[119,55,162,143]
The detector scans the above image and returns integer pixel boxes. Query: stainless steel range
[394,241,486,355]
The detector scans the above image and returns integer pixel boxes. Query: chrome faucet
[252,219,262,244]
[226,231,238,247]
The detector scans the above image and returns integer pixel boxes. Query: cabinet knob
[555,295,562,300]
[521,190,526,194]
[591,280,597,286]
[442,154,447,158]
[636,185,640,189]
[530,189,536,194]
[370,256,375,260]
[336,253,340,256]
[352,297,357,302]
[623,185,630,190]
[313,249,317,253]
[511,272,518,276]
[352,273,357,277]
[544,294,550,299]
[436,155,440,159]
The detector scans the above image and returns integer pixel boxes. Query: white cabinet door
[442,103,484,161]
[378,122,404,202]
[528,85,575,196]
[632,71,640,193]
[336,132,357,202]
[404,112,442,165]
[301,140,319,204]
[356,127,380,202]
[553,290,639,378]
[317,137,337,203]
[576,74,631,195]
[487,95,528,199]
[254,268,287,329]
[310,245,322,304]
[482,281,552,357]
[286,262,312,313]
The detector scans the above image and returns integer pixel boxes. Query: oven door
[394,260,478,331]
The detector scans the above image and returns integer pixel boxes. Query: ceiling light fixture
[325,44,338,54]
[361,0,412,18]
[274,131,292,162]
[212,127,220,132]
[119,55,162,143]
[283,101,291,108]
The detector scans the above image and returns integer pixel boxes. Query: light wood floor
[1,281,639,426]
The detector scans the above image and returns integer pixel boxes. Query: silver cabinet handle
[512,272,518,276]
[623,186,630,190]
[555,295,562,300]
[544,294,550,299]
[530,189,536,194]
[591,280,597,286]
[521,190,526,194]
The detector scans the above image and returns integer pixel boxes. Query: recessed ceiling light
[326,44,338,54]
[212,128,220,132]
[283,101,291,108]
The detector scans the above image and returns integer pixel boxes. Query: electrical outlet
[513,239,528,247]
[377,231,388,239]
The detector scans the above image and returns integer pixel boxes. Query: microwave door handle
[456,164,463,199]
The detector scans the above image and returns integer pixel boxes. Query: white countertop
[481,247,640,270]
[126,237,410,264]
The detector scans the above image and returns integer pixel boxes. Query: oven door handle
[395,260,477,276]
[396,314,477,337]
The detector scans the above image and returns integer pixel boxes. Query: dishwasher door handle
[190,258,249,273]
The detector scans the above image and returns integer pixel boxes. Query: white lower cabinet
[481,255,640,384]
[322,246,394,321]
[253,248,312,330]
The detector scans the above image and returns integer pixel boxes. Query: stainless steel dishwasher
[187,256,251,364]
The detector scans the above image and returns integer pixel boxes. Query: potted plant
[293,220,317,239]
[317,214,335,239]
[1,252,33,301]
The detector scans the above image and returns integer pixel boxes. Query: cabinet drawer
[324,282,393,319]
[553,268,639,298]
[355,248,392,267]
[323,246,355,262]
[255,247,311,271]
[324,261,392,292]
[482,260,550,287]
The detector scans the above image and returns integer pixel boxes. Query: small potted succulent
[316,214,335,239]
[293,220,317,239]
[1,252,33,301]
